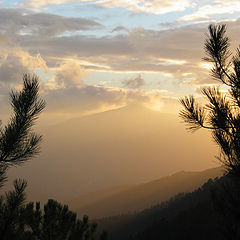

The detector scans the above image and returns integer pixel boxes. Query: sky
[0,0,240,120]
[1,0,240,201]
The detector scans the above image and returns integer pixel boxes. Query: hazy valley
[5,104,218,204]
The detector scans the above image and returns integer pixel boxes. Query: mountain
[96,176,230,240]
[6,104,218,203]
[68,184,134,213]
[69,167,223,218]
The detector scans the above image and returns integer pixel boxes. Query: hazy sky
[0,0,240,119]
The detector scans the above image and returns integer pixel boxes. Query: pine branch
[0,73,45,169]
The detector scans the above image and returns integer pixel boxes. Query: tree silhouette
[0,179,28,240]
[0,74,107,239]
[20,199,100,240]
[0,73,45,187]
[0,192,102,240]
[180,24,240,239]
[0,74,45,239]
[180,24,240,178]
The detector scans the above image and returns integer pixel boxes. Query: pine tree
[0,179,28,240]
[22,199,99,240]
[0,74,107,239]
[180,24,240,178]
[0,73,45,187]
[180,24,240,239]
[0,74,45,239]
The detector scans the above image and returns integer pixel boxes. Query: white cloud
[13,49,48,72]
[0,48,48,84]
[180,1,240,21]
[96,0,191,14]
[0,48,49,114]
[21,0,191,14]
[20,0,88,7]
[54,60,87,88]
[18,0,240,19]
[43,83,164,115]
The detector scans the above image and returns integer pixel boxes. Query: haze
[5,104,218,203]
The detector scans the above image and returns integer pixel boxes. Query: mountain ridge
[69,166,224,218]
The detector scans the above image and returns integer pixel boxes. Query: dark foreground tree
[0,75,107,240]
[0,179,28,240]
[180,24,240,178]
[0,196,101,240]
[0,74,44,239]
[0,186,105,240]
[180,24,240,239]
[0,73,45,187]
[23,199,107,240]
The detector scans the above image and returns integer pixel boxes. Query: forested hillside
[97,176,231,240]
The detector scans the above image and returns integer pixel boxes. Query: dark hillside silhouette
[70,167,223,218]
[96,177,225,240]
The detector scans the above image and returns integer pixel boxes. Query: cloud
[40,60,161,116]
[0,48,48,115]
[122,74,145,89]
[179,1,240,21]
[0,33,7,46]
[0,49,48,114]
[43,84,163,115]
[19,34,134,60]
[111,26,129,33]
[13,49,48,72]
[18,25,205,69]
[0,54,28,84]
[15,20,240,86]
[0,48,48,86]
[96,0,191,14]
[0,8,101,37]
[0,49,165,116]
[20,0,87,8]
[2,7,240,91]
[3,2,240,120]
[21,0,191,14]
[54,60,87,88]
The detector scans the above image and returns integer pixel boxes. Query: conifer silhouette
[180,24,240,178]
[180,24,240,239]
[0,74,107,239]
[0,73,45,187]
